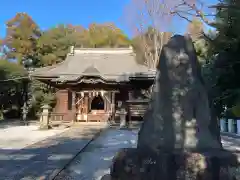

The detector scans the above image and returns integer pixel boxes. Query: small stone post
[220,118,226,132]
[39,104,51,130]
[119,108,127,128]
[228,119,234,133]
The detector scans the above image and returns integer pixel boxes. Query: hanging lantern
[81,92,84,97]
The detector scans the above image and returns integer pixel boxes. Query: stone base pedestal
[39,124,51,130]
[118,111,127,129]
[110,148,239,180]
[120,118,127,128]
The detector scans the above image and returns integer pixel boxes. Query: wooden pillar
[128,91,134,100]
[104,92,107,111]
[111,92,116,121]
[128,91,132,125]
[85,93,89,122]
[107,92,111,112]
[72,91,76,123]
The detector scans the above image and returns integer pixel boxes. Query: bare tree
[125,0,216,68]
[125,0,173,69]
[169,0,215,25]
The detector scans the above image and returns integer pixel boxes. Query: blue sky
[0,0,218,39]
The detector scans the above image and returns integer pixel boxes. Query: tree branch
[174,12,192,22]
[170,0,214,25]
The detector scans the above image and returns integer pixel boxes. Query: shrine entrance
[90,95,105,111]
[75,90,117,122]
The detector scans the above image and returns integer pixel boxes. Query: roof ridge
[74,47,133,50]
[73,47,134,54]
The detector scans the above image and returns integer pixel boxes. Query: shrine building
[31,46,155,124]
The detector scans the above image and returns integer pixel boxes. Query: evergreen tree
[207,0,240,115]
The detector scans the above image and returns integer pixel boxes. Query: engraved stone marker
[137,35,221,151]
[110,35,239,180]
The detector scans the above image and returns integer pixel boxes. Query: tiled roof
[31,47,156,82]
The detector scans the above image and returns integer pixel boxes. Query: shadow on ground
[56,128,138,180]
[54,126,240,180]
[221,134,240,156]
[0,125,107,180]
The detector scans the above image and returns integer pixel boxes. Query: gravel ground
[0,125,67,152]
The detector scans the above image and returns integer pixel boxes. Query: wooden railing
[126,99,149,122]
[127,100,149,117]
[75,112,111,122]
[49,112,67,124]
[88,112,110,122]
[129,104,148,116]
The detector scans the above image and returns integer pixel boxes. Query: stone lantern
[39,104,51,130]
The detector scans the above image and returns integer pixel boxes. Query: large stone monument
[110,35,239,180]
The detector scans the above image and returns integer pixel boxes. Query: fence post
[237,119,240,134]
[220,118,226,132]
[119,108,127,128]
[228,119,234,133]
